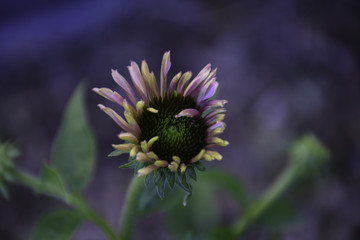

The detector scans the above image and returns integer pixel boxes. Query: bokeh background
[1,0,360,239]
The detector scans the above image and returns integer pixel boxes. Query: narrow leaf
[119,160,137,169]
[108,149,129,157]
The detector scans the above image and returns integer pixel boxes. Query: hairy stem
[118,176,144,240]
[232,165,297,237]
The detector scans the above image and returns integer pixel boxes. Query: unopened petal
[147,107,159,114]
[207,137,229,147]
[155,160,169,167]
[146,151,159,160]
[138,164,158,177]
[130,145,140,157]
[118,132,138,143]
[205,150,223,161]
[172,156,181,164]
[112,143,133,151]
[180,163,187,173]
[136,152,152,162]
[136,100,145,116]
[190,149,205,163]
[147,136,159,150]
[140,140,149,152]
[168,161,179,172]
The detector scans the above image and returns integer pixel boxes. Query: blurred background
[1,0,360,239]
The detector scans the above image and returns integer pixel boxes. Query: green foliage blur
[0,83,330,240]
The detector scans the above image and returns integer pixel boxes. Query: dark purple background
[1,0,360,239]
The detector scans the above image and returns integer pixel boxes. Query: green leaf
[37,165,67,199]
[51,83,96,192]
[108,149,129,157]
[31,210,83,240]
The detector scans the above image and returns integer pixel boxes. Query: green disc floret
[139,94,208,163]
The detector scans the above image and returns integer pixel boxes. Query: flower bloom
[94,51,228,197]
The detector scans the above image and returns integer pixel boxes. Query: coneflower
[93,51,228,199]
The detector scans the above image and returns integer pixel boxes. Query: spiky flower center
[139,94,208,163]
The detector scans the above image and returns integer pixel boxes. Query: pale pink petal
[183,64,211,96]
[208,121,226,131]
[175,108,200,118]
[124,111,141,137]
[97,104,132,133]
[196,78,217,103]
[168,72,181,94]
[204,108,226,120]
[128,61,148,101]
[92,87,124,106]
[189,68,217,99]
[206,114,225,125]
[160,51,171,97]
[150,72,160,97]
[201,81,219,102]
[141,60,156,98]
[200,99,228,112]
[177,71,192,95]
[111,69,138,105]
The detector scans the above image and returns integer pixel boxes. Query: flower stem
[67,194,119,240]
[118,176,144,240]
[231,165,297,237]
[11,169,119,240]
